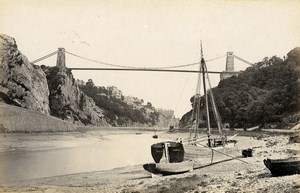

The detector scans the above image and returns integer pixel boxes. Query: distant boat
[135,132,142,135]
[263,157,300,176]
[143,141,193,175]
[152,128,158,139]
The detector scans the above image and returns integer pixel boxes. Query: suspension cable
[31,51,58,64]
[65,50,226,70]
[233,54,253,66]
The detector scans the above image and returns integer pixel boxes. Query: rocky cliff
[42,66,109,126]
[0,34,109,129]
[0,34,50,114]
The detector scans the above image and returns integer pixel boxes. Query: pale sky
[1,0,300,117]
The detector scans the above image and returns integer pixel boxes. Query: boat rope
[195,142,249,164]
[203,62,224,135]
[31,51,58,64]
[191,60,202,138]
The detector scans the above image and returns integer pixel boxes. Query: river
[0,129,167,183]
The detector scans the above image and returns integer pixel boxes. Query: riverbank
[0,129,299,193]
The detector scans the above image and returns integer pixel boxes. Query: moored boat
[263,157,300,176]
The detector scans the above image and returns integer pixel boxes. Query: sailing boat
[189,44,237,148]
[143,44,236,176]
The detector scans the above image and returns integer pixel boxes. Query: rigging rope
[203,62,224,135]
[31,51,58,64]
[65,50,226,70]
[194,142,249,164]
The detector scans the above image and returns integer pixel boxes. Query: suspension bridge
[31,48,253,80]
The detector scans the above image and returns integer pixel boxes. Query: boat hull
[263,157,300,176]
[143,161,193,175]
[151,141,184,163]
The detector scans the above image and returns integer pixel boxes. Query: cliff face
[43,66,109,126]
[0,34,50,114]
[0,34,109,128]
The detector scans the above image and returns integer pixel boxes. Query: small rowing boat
[263,157,300,176]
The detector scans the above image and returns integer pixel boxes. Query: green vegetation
[180,47,300,129]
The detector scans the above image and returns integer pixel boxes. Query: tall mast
[200,43,212,147]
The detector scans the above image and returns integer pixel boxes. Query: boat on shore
[144,44,241,176]
[263,157,300,176]
[143,141,193,175]
[143,161,193,176]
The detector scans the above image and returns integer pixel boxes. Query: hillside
[180,48,300,129]
[79,79,171,126]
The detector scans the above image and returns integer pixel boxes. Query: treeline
[180,47,300,128]
[79,80,160,126]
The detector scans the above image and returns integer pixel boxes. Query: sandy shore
[0,129,299,193]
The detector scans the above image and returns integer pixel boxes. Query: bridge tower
[56,48,66,68]
[220,52,237,80]
[225,51,234,71]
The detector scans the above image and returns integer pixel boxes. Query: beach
[0,128,299,193]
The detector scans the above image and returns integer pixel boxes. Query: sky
[1,0,300,117]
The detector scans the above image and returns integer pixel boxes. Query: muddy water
[0,131,167,183]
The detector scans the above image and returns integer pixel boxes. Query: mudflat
[0,129,299,193]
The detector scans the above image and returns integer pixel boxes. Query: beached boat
[144,44,240,176]
[263,157,300,176]
[151,141,184,163]
[143,161,193,175]
[143,141,193,175]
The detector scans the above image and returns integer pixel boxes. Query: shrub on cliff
[79,80,160,126]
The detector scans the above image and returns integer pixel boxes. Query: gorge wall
[42,66,109,126]
[0,34,110,131]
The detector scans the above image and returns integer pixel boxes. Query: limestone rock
[0,34,50,114]
[43,66,110,126]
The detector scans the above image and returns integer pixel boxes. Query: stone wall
[0,103,77,132]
